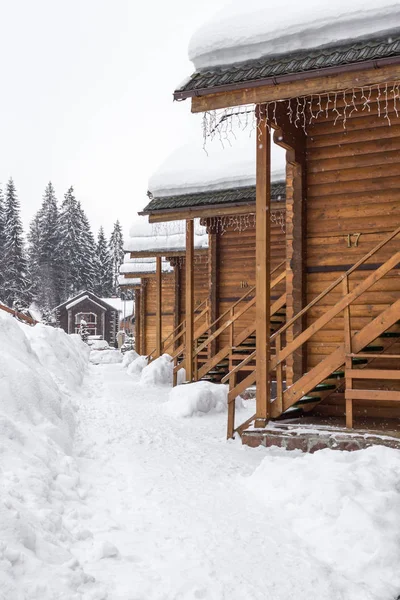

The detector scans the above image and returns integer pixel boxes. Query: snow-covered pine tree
[95,226,113,297]
[0,185,6,301]
[75,201,97,292]
[27,213,42,303]
[3,178,30,308]
[109,220,124,294]
[57,186,82,301]
[37,182,60,309]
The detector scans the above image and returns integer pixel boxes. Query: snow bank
[164,380,244,417]
[140,354,173,387]
[245,445,400,598]
[121,349,139,368]
[189,0,400,70]
[148,131,285,198]
[127,355,148,379]
[0,313,95,598]
[89,348,123,365]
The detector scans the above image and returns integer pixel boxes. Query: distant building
[101,297,135,336]
[54,291,119,345]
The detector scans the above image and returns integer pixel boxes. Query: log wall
[305,92,400,417]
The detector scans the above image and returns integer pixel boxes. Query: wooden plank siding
[143,273,175,355]
[207,208,286,350]
[305,93,400,418]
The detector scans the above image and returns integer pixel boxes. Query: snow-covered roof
[124,215,208,253]
[119,256,173,275]
[66,295,107,312]
[101,298,134,318]
[188,0,400,71]
[148,132,285,198]
[118,275,141,288]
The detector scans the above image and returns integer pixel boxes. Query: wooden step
[294,395,322,406]
[312,383,336,391]
[380,331,400,338]
[361,345,384,352]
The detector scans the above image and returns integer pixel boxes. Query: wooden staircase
[226,226,400,438]
[184,261,286,385]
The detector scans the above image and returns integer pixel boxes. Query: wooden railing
[191,261,286,381]
[147,298,210,361]
[227,226,400,438]
[0,302,37,326]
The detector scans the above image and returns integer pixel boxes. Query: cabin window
[75,312,97,324]
[75,312,97,336]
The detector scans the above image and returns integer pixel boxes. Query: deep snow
[189,0,400,70]
[1,316,400,599]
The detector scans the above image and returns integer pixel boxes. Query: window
[75,312,97,324]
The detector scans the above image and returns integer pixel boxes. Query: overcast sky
[0,0,227,237]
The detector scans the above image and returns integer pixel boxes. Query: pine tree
[27,213,42,302]
[0,186,6,300]
[57,186,82,300]
[75,201,97,292]
[3,178,29,308]
[38,182,60,307]
[109,220,124,294]
[95,226,113,297]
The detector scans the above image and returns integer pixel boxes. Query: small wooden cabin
[141,178,286,383]
[55,291,119,345]
[150,15,400,441]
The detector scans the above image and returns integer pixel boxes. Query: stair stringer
[271,298,400,418]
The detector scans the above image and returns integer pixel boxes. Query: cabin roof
[174,33,400,101]
[55,290,118,313]
[141,182,285,214]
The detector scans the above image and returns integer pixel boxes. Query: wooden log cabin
[163,9,400,440]
[141,140,287,386]
[119,218,210,358]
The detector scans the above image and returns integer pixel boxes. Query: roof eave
[174,54,400,101]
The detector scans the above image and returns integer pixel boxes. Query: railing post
[156,256,162,358]
[276,333,283,414]
[229,307,234,349]
[227,371,237,439]
[343,276,353,428]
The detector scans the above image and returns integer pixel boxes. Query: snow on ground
[189,0,400,70]
[1,317,400,599]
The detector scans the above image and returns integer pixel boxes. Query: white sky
[0,0,227,238]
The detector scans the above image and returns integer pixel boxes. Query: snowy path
[71,363,337,600]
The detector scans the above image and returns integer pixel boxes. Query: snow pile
[140,354,173,387]
[245,445,400,598]
[89,339,109,350]
[164,380,244,417]
[149,131,285,198]
[0,313,94,598]
[125,215,208,253]
[119,255,173,275]
[121,349,139,368]
[89,348,123,365]
[189,0,400,70]
[127,355,148,379]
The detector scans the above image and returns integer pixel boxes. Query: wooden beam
[140,282,146,355]
[185,220,194,380]
[134,288,141,355]
[255,105,271,427]
[156,256,162,357]
[128,250,186,258]
[191,64,400,112]
[174,260,181,351]
[208,232,219,357]
[147,203,255,223]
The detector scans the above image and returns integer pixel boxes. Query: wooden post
[156,256,162,357]
[185,220,194,381]
[140,281,146,355]
[174,260,181,351]
[134,288,141,355]
[255,105,271,428]
[343,276,353,429]
[208,231,219,358]
[285,159,307,386]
